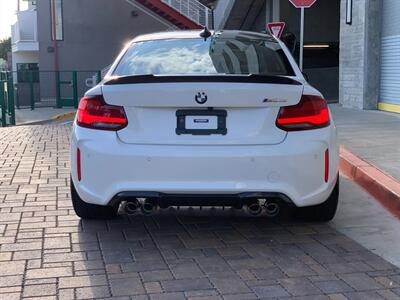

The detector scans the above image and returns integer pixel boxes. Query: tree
[0,38,11,61]
[0,59,7,70]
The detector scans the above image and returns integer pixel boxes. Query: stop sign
[288,0,317,8]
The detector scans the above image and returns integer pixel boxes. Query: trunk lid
[101,77,303,145]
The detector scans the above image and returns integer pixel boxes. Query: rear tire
[296,177,339,222]
[70,178,118,219]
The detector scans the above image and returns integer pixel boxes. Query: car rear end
[70,30,339,216]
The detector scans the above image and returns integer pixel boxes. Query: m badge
[195,92,208,104]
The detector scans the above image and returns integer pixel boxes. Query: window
[113,32,295,77]
[17,63,39,83]
[50,0,63,41]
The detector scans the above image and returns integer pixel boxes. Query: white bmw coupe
[70,30,339,221]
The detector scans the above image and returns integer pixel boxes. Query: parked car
[70,30,339,221]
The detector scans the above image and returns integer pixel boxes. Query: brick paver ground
[1,125,400,300]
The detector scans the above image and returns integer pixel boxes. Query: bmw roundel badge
[195,92,208,104]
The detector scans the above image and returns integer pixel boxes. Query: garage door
[379,0,400,113]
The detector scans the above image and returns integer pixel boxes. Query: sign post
[299,7,304,71]
[288,0,317,71]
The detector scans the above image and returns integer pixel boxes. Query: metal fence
[0,70,101,127]
[161,0,213,28]
[0,72,16,127]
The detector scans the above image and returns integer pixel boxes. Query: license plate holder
[176,110,227,135]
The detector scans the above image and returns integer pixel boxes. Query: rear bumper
[71,125,339,208]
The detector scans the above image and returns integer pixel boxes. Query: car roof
[131,30,277,43]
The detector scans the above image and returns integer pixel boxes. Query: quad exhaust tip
[141,200,157,215]
[124,200,141,215]
[264,201,280,217]
[247,202,263,216]
[121,197,282,217]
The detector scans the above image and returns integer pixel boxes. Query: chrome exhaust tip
[264,201,280,217]
[124,200,141,215]
[141,201,157,215]
[247,202,263,216]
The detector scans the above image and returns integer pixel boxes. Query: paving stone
[145,282,163,294]
[0,275,23,287]
[377,289,400,300]
[170,262,205,279]
[122,261,168,272]
[328,294,350,300]
[0,293,22,300]
[1,241,42,252]
[76,286,111,299]
[221,293,258,300]
[339,273,384,291]
[185,290,220,298]
[314,280,354,294]
[161,278,212,292]
[110,277,146,296]
[0,261,26,276]
[252,267,286,280]
[44,237,71,249]
[209,276,251,294]
[188,297,223,300]
[58,275,107,288]
[279,278,321,296]
[26,267,73,279]
[140,270,174,282]
[275,259,317,277]
[227,258,274,270]
[150,292,186,300]
[196,257,232,275]
[23,284,56,297]
[344,291,385,300]
[251,285,290,298]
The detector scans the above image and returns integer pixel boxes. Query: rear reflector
[77,95,127,131]
[77,148,81,181]
[276,95,330,131]
[325,149,329,183]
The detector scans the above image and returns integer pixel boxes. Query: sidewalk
[331,104,400,181]
[15,107,76,125]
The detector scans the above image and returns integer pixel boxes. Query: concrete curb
[339,146,400,218]
[52,111,76,122]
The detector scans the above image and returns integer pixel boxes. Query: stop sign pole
[288,0,317,71]
[300,7,305,71]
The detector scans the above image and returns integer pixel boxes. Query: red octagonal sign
[288,0,317,8]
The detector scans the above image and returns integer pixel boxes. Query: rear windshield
[113,32,295,77]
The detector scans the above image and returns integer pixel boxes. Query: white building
[11,2,39,81]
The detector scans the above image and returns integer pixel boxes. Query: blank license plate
[185,116,218,130]
[176,110,227,135]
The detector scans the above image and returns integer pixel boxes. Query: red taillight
[276,95,330,131]
[77,148,81,181]
[77,95,128,131]
[325,149,329,182]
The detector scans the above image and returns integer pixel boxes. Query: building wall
[280,1,340,101]
[379,0,400,110]
[36,0,174,99]
[37,0,174,72]
[280,1,340,43]
[339,0,382,109]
